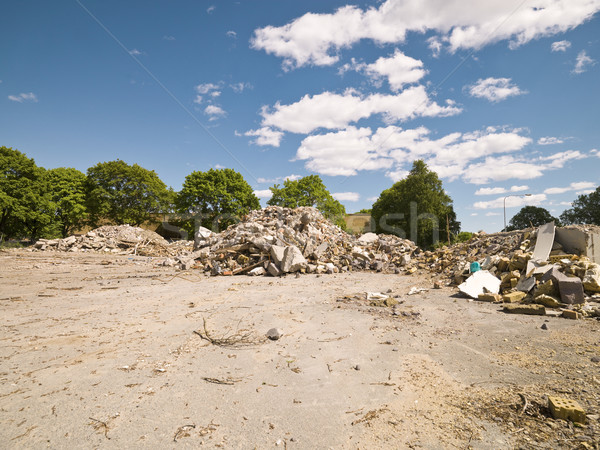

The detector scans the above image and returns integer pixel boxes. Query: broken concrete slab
[516,276,536,293]
[541,267,585,304]
[281,245,307,273]
[270,245,286,266]
[503,304,546,315]
[357,232,379,244]
[555,225,600,264]
[458,270,501,299]
[583,264,600,293]
[267,262,281,277]
[532,222,556,262]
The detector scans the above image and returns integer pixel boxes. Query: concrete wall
[555,225,600,264]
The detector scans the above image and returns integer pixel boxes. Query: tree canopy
[0,146,51,241]
[45,167,88,237]
[86,160,171,227]
[267,175,346,228]
[506,206,559,231]
[176,168,259,233]
[371,160,460,249]
[560,186,600,225]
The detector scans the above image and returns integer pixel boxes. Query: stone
[541,323,548,330]
[534,279,557,298]
[358,232,379,244]
[548,396,586,423]
[249,267,266,276]
[503,304,546,315]
[583,265,600,293]
[267,262,281,277]
[281,245,307,273]
[312,242,328,259]
[533,294,561,308]
[266,328,282,341]
[561,309,580,320]
[477,293,502,302]
[542,267,585,304]
[502,291,527,303]
[270,245,286,266]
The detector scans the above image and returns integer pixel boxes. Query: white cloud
[485,212,501,216]
[576,189,595,195]
[163,35,176,41]
[551,40,571,52]
[538,136,563,145]
[332,192,360,201]
[474,194,547,210]
[193,95,203,104]
[367,196,379,202]
[251,0,600,68]
[345,50,427,91]
[541,149,586,168]
[475,187,508,195]
[207,5,215,14]
[544,181,596,194]
[257,174,302,184]
[8,92,38,103]
[260,86,460,135]
[510,185,529,192]
[386,169,409,182]
[204,105,226,120]
[214,164,226,169]
[195,83,220,94]
[243,127,284,147]
[467,77,525,102]
[231,82,252,93]
[129,49,142,56]
[226,30,237,38]
[254,189,273,199]
[573,50,595,74]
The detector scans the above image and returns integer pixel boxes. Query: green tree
[86,160,171,227]
[45,167,88,237]
[357,208,372,214]
[506,206,559,231]
[560,186,600,225]
[267,175,346,227]
[0,146,53,241]
[176,168,260,234]
[371,160,460,249]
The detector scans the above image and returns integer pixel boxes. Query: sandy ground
[1,250,599,449]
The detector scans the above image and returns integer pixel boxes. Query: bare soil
[1,250,599,449]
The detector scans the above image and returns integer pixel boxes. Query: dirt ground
[1,250,599,449]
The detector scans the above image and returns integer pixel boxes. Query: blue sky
[1,0,599,232]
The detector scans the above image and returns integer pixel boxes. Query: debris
[266,328,282,341]
[561,310,580,320]
[541,323,548,330]
[173,424,196,442]
[503,304,546,315]
[548,396,586,423]
[407,286,428,295]
[502,291,527,303]
[477,293,501,302]
[458,271,501,299]
[193,318,262,348]
[533,294,561,308]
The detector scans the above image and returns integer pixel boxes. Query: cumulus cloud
[259,86,460,135]
[342,50,427,91]
[257,174,302,184]
[474,194,547,210]
[475,185,529,195]
[195,83,221,95]
[551,40,571,52]
[544,181,596,194]
[243,127,284,147]
[129,48,142,56]
[332,192,360,201]
[467,77,525,102]
[251,0,600,68]
[573,50,595,74]
[538,136,563,145]
[254,189,273,199]
[204,105,226,120]
[231,82,252,93]
[8,92,38,103]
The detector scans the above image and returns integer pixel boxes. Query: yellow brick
[510,278,518,288]
[561,310,580,320]
[548,396,586,423]
[502,291,527,303]
[477,293,501,302]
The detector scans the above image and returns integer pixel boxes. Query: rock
[358,232,379,244]
[270,245,286,266]
[161,258,176,267]
[266,328,282,340]
[249,267,266,276]
[267,262,281,277]
[503,304,546,315]
[534,279,558,298]
[583,265,600,293]
[541,323,548,330]
[591,356,600,363]
[433,280,443,289]
[533,294,561,308]
[561,309,580,320]
[281,245,307,273]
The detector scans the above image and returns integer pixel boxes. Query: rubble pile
[33,225,187,257]
[412,231,527,283]
[450,223,600,319]
[182,206,417,276]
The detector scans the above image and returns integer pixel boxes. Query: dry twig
[193,317,262,348]
[173,424,195,442]
[89,417,110,439]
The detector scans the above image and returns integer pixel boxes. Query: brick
[502,291,527,303]
[533,294,560,308]
[503,304,546,315]
[548,396,586,423]
[477,293,502,302]
[534,279,557,297]
[561,309,580,320]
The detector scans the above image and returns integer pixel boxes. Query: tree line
[2,145,597,247]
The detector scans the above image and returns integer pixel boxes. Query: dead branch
[193,317,263,348]
[173,424,195,442]
[201,376,240,385]
[89,417,110,439]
